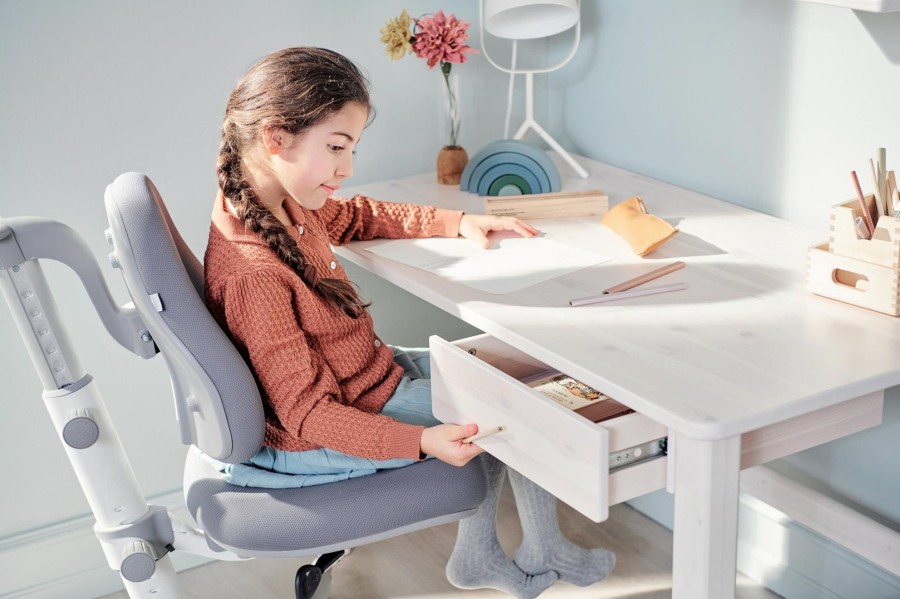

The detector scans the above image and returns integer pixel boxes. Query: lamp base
[513,118,588,179]
[510,71,588,179]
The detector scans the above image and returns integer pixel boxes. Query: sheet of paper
[363,233,611,294]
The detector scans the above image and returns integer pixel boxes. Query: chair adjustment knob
[121,541,157,582]
[108,251,120,270]
[62,409,99,449]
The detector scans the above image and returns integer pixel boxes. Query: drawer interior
[445,334,668,451]
[450,334,551,381]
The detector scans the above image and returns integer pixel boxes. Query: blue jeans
[212,347,442,488]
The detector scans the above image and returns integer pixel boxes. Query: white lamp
[480,0,588,178]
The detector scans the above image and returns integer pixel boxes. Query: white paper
[363,233,611,294]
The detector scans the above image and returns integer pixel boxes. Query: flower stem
[441,62,460,147]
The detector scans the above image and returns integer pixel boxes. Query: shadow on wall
[855,9,900,64]
[545,0,799,218]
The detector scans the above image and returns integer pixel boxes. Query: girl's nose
[336,154,354,179]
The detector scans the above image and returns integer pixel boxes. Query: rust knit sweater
[204,191,463,461]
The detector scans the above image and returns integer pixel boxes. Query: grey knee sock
[446,455,558,598]
[508,468,615,587]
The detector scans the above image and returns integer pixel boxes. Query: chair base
[296,550,345,599]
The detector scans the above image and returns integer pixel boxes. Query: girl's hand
[420,423,484,467]
[458,214,540,249]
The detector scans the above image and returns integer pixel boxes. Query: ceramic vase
[437,145,469,185]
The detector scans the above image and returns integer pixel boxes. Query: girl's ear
[261,127,288,155]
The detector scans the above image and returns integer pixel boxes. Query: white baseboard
[628,490,900,599]
[0,489,213,599]
[737,493,900,599]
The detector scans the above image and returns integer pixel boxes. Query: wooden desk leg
[671,433,742,599]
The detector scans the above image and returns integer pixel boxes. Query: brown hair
[218,47,371,318]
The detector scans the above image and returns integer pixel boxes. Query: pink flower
[412,10,478,69]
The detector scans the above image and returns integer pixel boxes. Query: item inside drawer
[462,341,644,426]
[521,370,636,423]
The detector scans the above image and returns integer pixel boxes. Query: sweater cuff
[429,208,463,238]
[385,422,427,460]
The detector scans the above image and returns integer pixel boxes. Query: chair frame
[0,173,485,599]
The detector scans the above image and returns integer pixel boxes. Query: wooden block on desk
[483,189,608,220]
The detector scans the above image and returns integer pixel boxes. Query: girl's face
[270,102,368,210]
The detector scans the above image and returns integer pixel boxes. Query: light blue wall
[0,1,491,595]
[545,1,900,596]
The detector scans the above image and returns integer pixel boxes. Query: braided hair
[217,47,370,318]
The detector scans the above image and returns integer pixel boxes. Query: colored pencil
[570,283,688,307]
[851,171,875,239]
[602,261,686,294]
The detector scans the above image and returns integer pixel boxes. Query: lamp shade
[484,0,579,40]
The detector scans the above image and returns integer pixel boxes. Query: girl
[204,47,615,598]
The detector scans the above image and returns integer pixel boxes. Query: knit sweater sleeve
[318,195,463,245]
[221,271,425,460]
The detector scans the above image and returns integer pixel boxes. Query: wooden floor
[102,480,781,598]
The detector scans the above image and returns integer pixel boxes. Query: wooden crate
[829,197,900,268]
[807,243,900,316]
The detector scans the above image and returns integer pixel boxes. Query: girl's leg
[390,346,431,379]
[507,468,616,587]
[379,376,441,428]
[391,348,559,595]
[446,454,558,599]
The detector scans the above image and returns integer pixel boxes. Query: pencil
[571,282,688,307]
[851,171,875,239]
[602,261,686,294]
[869,159,886,218]
[463,425,505,444]
[889,170,898,214]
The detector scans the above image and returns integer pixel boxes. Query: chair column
[0,255,182,598]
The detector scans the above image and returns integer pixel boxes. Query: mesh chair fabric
[184,448,488,555]
[107,173,264,462]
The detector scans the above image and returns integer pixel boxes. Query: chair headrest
[104,172,264,463]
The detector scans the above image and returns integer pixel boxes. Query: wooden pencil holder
[807,243,900,316]
[806,197,900,316]
[828,197,900,268]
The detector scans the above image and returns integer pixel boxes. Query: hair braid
[217,131,369,318]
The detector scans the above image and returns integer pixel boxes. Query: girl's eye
[328,144,344,153]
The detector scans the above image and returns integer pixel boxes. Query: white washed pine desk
[336,154,900,598]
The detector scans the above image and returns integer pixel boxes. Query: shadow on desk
[642,230,726,259]
[477,261,797,309]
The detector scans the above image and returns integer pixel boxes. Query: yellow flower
[379,9,413,61]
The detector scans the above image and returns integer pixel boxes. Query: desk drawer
[430,334,667,522]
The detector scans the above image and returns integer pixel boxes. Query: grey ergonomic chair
[0,172,487,599]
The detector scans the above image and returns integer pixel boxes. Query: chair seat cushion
[183,447,487,557]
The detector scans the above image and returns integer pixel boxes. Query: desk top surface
[338,155,900,440]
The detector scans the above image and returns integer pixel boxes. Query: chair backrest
[104,172,264,463]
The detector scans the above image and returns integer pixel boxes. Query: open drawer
[430,333,668,522]
[430,333,885,523]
